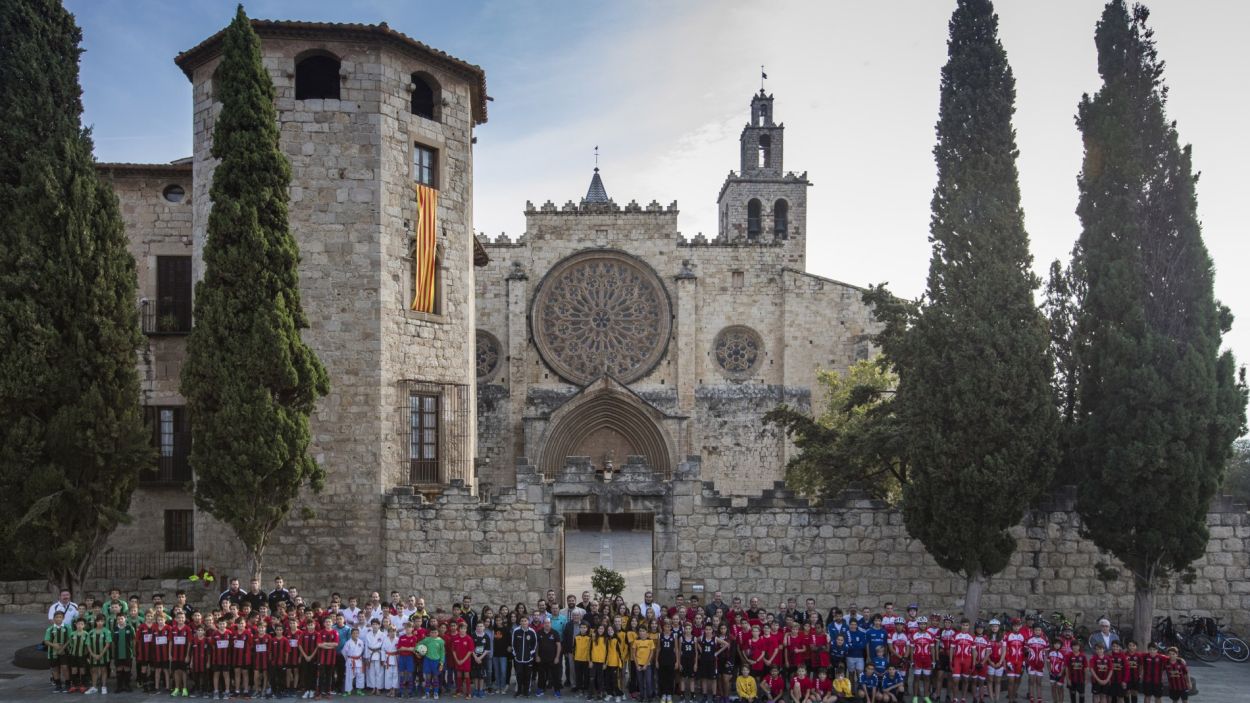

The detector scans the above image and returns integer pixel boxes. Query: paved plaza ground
[4,611,1247,702]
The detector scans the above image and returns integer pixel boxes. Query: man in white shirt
[638,591,661,619]
[48,589,78,627]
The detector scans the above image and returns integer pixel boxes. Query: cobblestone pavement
[4,613,1247,702]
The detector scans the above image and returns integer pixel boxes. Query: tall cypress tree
[0,0,151,591]
[871,0,1057,619]
[1072,0,1247,642]
[182,5,329,581]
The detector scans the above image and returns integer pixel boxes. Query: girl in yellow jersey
[574,622,591,693]
[590,625,608,700]
[605,625,624,702]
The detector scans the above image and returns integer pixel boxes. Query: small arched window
[774,199,788,239]
[747,198,762,240]
[295,52,341,100]
[758,134,771,168]
[411,72,439,120]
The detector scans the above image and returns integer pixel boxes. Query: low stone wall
[0,578,206,615]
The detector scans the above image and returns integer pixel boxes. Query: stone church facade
[475,91,876,495]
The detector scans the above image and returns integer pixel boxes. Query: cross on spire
[594,145,600,170]
[761,65,767,92]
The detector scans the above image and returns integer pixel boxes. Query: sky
[68,0,1250,365]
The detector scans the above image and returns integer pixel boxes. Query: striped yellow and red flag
[411,184,438,313]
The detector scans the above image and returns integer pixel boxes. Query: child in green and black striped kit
[112,612,136,692]
[44,610,70,692]
[65,617,91,693]
[87,615,112,694]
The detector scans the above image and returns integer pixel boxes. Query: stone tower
[717,91,810,257]
[173,20,488,588]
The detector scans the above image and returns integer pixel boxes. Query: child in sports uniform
[230,618,253,697]
[878,664,905,703]
[86,615,112,695]
[317,617,340,698]
[189,626,212,699]
[299,618,321,699]
[45,610,70,692]
[399,621,420,698]
[385,623,402,693]
[1065,643,1088,703]
[112,612,135,693]
[634,628,657,703]
[1026,625,1049,703]
[1162,649,1189,703]
[1004,620,1027,703]
[151,613,172,694]
[788,664,814,703]
[1123,641,1142,703]
[1047,638,1067,703]
[342,627,367,695]
[1107,641,1128,703]
[169,610,192,696]
[831,668,851,702]
[761,665,785,703]
[858,662,881,703]
[1139,643,1165,703]
[1089,643,1111,703]
[252,621,272,698]
[473,621,494,698]
[212,618,234,699]
[366,619,387,694]
[420,625,447,700]
[812,668,833,703]
[949,620,975,703]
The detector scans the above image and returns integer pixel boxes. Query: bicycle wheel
[1190,633,1220,662]
[1222,636,1249,663]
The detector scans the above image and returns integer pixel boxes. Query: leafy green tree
[1071,0,1248,643]
[870,0,1058,620]
[766,358,905,501]
[182,5,329,581]
[0,0,151,593]
[591,566,626,602]
[1042,256,1085,486]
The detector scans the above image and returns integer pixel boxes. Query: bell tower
[717,90,810,252]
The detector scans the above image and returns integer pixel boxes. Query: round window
[162,184,186,203]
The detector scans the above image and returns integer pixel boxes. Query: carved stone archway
[537,377,677,477]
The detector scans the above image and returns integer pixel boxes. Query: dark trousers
[515,662,533,696]
[537,660,561,692]
[659,664,676,695]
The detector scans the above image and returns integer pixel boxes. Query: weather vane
[761,65,768,91]
[594,145,600,170]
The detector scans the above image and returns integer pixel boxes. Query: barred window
[164,509,193,552]
[409,393,440,483]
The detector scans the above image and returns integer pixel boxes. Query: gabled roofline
[174,19,488,124]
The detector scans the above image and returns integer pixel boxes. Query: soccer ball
[417,644,428,656]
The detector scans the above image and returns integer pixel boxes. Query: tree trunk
[248,548,264,584]
[964,572,988,623]
[1133,568,1156,647]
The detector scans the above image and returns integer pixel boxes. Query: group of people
[42,579,1196,703]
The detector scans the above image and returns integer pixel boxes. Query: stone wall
[0,579,208,615]
[380,458,1250,632]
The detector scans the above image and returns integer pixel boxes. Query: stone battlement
[523,199,679,215]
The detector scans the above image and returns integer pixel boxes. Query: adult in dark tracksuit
[512,621,539,697]
[536,620,564,695]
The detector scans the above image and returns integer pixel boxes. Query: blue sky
[68,0,1250,365]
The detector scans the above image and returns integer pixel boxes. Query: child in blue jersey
[877,664,905,703]
[859,662,882,703]
[864,617,888,662]
[871,646,889,676]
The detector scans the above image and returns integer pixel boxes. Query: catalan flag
[411,184,438,313]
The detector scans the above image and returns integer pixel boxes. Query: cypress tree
[182,5,329,580]
[872,0,1057,619]
[1072,0,1247,642]
[0,0,151,592]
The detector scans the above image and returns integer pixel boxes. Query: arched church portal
[537,381,675,477]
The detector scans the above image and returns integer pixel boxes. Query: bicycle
[1197,616,1248,663]
[1155,615,1219,663]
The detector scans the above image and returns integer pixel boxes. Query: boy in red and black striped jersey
[211,621,233,698]
[1162,648,1189,702]
[136,612,154,693]
[151,615,172,694]
[1065,646,1088,703]
[1140,643,1167,703]
[271,623,296,698]
[231,619,254,697]
[169,610,193,696]
[188,625,212,697]
[317,617,340,697]
[299,619,321,699]
[253,625,272,697]
[1123,641,1143,703]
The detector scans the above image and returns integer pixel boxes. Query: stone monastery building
[99,19,878,591]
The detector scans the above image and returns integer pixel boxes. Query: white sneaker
[101,686,108,695]
[85,687,98,695]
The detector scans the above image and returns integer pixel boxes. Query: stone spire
[584,167,610,204]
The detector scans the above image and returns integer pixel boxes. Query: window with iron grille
[414,144,437,188]
[401,381,470,486]
[142,406,191,484]
[164,509,194,552]
[144,256,192,334]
